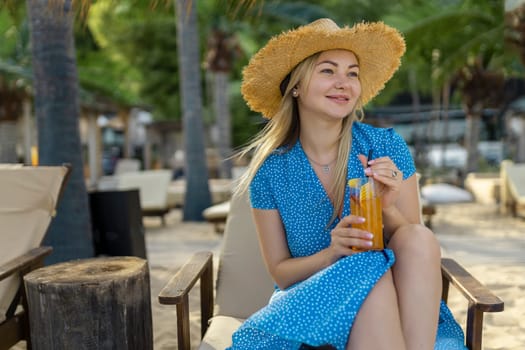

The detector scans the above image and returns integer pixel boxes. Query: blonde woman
[230,19,466,350]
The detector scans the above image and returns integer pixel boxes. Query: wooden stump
[24,256,153,350]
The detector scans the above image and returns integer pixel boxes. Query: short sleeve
[386,128,416,180]
[249,160,277,209]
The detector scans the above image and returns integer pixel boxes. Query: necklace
[306,154,336,174]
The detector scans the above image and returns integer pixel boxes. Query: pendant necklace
[306,155,336,174]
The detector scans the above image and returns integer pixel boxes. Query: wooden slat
[0,246,52,281]
[441,258,504,312]
[176,295,191,350]
[441,273,450,303]
[0,313,26,350]
[200,257,214,337]
[158,251,213,305]
[466,304,484,350]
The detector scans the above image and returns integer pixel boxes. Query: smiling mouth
[327,95,350,102]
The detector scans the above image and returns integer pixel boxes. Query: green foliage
[86,0,179,119]
[385,0,507,83]
[75,21,140,106]
[229,80,263,147]
[3,0,522,146]
[0,6,31,75]
[256,1,332,25]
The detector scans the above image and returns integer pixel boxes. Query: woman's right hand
[328,215,374,260]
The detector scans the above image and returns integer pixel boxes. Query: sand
[432,203,525,350]
[148,202,525,350]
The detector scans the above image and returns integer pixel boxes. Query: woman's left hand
[358,154,402,209]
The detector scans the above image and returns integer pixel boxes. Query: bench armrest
[0,246,53,281]
[158,251,214,350]
[441,258,504,350]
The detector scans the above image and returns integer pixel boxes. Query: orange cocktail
[348,177,384,250]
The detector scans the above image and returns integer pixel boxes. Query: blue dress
[228,123,466,350]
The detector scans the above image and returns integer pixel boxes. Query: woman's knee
[388,224,441,263]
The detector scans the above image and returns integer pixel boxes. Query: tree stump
[24,256,153,350]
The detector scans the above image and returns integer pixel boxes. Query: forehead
[316,49,359,65]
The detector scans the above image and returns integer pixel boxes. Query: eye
[348,71,359,78]
[320,68,334,74]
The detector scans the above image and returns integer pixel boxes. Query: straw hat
[241,18,406,119]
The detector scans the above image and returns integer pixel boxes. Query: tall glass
[348,177,384,250]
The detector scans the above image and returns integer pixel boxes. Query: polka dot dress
[227,123,467,350]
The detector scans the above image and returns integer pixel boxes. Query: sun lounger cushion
[202,201,230,221]
[505,163,525,205]
[214,192,274,319]
[114,158,141,175]
[117,170,172,211]
[0,165,67,322]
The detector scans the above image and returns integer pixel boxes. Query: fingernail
[358,217,365,223]
[364,168,372,175]
[366,241,373,246]
[367,233,374,239]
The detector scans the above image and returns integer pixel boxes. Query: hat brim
[241,20,406,119]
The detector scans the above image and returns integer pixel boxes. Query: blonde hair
[236,52,363,224]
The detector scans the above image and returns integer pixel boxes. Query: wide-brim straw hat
[241,18,406,119]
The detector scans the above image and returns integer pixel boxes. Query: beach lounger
[114,158,141,175]
[202,200,231,233]
[0,164,70,350]
[500,160,525,218]
[159,190,503,350]
[117,170,173,225]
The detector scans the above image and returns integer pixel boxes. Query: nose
[335,77,349,90]
[334,74,350,90]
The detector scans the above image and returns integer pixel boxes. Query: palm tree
[175,0,211,220]
[205,27,241,179]
[387,0,508,174]
[26,0,93,263]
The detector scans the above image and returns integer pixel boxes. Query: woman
[230,18,466,350]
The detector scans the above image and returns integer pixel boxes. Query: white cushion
[199,315,243,350]
[202,201,230,221]
[0,165,67,322]
[214,191,275,319]
[114,158,140,175]
[421,183,473,204]
[505,163,525,204]
[117,170,172,210]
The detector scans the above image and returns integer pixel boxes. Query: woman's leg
[388,224,442,350]
[346,270,406,350]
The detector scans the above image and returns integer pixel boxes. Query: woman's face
[296,49,361,121]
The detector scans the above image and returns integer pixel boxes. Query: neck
[299,120,341,163]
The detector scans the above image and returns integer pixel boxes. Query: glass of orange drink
[348,177,383,250]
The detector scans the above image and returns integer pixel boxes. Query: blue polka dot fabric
[227,123,467,349]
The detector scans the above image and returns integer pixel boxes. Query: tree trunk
[24,256,152,350]
[175,0,211,221]
[408,68,426,170]
[26,0,94,262]
[0,121,18,163]
[441,81,451,169]
[516,116,525,163]
[464,104,482,173]
[213,71,232,178]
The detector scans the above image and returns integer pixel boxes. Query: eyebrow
[317,60,359,69]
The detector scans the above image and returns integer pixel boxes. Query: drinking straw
[367,149,374,192]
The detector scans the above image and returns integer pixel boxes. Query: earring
[292,89,299,98]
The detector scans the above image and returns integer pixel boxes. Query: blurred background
[1,0,524,262]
